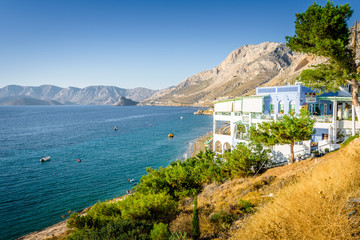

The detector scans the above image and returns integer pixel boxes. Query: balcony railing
[215,112,231,116]
[313,115,332,123]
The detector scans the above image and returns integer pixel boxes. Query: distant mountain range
[0,85,158,105]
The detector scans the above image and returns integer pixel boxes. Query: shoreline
[16,132,213,240]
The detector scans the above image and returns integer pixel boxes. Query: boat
[40,156,50,162]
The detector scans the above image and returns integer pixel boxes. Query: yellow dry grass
[230,138,360,240]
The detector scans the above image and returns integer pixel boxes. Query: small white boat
[40,156,51,162]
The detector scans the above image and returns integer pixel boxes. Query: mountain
[0,97,62,106]
[112,96,138,106]
[0,85,158,105]
[141,42,324,106]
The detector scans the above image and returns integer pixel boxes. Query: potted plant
[324,148,329,153]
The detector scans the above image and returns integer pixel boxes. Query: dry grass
[170,139,360,240]
[230,138,360,240]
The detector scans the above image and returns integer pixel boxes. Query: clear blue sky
[0,0,360,90]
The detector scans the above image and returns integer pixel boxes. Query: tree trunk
[290,141,295,164]
[351,80,360,126]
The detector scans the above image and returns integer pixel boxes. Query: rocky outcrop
[112,97,138,106]
[141,42,323,106]
[0,85,157,105]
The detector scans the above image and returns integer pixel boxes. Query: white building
[213,84,359,162]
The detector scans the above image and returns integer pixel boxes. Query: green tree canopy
[249,110,315,164]
[286,1,360,117]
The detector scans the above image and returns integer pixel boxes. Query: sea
[0,105,213,240]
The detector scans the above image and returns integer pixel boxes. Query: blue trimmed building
[213,83,358,162]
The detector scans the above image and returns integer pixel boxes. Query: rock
[112,97,138,106]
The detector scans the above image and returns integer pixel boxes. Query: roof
[214,95,268,104]
[317,96,358,102]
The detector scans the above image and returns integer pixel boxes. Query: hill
[112,96,138,106]
[141,42,325,106]
[0,85,158,105]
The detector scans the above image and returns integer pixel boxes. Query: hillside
[0,85,157,105]
[0,97,63,106]
[142,42,325,106]
[18,137,360,240]
[170,139,360,239]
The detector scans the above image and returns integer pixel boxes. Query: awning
[318,96,359,102]
[214,101,233,112]
[242,96,264,113]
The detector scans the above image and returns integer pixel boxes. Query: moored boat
[40,156,51,162]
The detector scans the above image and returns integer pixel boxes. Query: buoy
[77,158,81,162]
[180,116,183,119]
[168,133,174,138]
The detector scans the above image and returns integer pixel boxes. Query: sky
[1,0,360,90]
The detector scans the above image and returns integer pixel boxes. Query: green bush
[222,143,272,177]
[137,149,223,200]
[341,134,359,147]
[150,223,170,240]
[210,210,237,231]
[67,219,153,240]
[118,193,178,223]
[237,199,255,214]
[192,196,200,240]
[169,231,187,240]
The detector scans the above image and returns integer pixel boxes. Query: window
[322,134,329,140]
[270,102,274,113]
[289,101,296,114]
[278,101,284,114]
[235,123,248,140]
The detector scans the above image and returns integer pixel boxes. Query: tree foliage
[222,143,272,177]
[249,110,315,163]
[286,1,360,106]
[192,195,200,240]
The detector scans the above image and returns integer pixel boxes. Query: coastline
[16,132,213,240]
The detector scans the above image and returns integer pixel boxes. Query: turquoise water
[0,105,212,240]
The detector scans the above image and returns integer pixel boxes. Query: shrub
[210,210,237,232]
[222,143,272,178]
[150,223,170,240]
[67,219,153,240]
[237,199,255,214]
[118,192,178,223]
[341,134,359,147]
[169,231,187,240]
[192,196,200,240]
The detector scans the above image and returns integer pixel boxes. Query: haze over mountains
[0,85,157,105]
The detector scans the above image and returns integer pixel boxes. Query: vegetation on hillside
[66,146,270,239]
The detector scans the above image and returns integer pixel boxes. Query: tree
[249,109,315,163]
[285,1,360,122]
[222,143,272,177]
[192,195,200,240]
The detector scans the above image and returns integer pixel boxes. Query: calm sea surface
[0,105,212,240]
